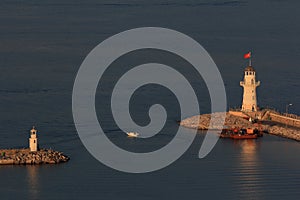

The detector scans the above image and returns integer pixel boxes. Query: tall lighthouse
[240,65,260,112]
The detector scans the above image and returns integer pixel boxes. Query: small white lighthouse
[240,65,260,112]
[29,126,38,152]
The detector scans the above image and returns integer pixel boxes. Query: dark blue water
[0,1,300,199]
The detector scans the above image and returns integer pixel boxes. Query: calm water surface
[0,1,300,199]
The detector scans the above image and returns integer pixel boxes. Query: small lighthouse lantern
[29,126,38,152]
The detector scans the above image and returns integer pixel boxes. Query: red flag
[244,52,251,59]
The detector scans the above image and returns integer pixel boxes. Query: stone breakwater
[180,112,252,130]
[268,126,300,141]
[0,148,69,165]
[180,112,300,141]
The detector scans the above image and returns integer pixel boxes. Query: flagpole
[249,51,252,66]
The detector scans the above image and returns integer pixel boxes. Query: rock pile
[0,148,69,165]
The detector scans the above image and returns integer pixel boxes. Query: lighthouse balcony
[256,81,260,86]
[240,81,245,86]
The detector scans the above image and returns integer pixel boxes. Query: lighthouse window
[252,96,255,100]
[251,79,254,84]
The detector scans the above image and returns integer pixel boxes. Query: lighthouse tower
[240,65,260,112]
[29,127,38,152]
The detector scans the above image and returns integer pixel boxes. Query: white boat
[126,132,139,138]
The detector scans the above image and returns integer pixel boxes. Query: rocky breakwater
[180,112,253,130]
[180,111,300,142]
[267,125,300,141]
[0,148,69,165]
